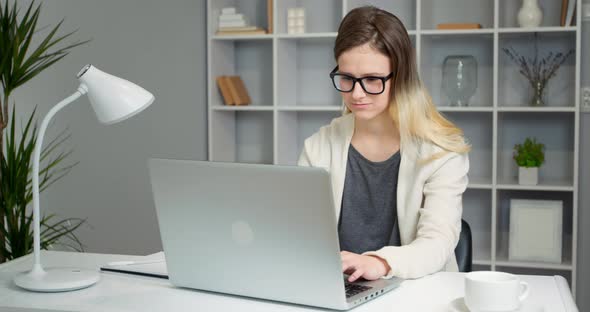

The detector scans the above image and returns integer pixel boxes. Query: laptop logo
[232,220,254,246]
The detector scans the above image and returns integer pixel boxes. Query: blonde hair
[335,6,471,161]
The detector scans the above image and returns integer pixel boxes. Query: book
[219,20,247,28]
[221,7,236,15]
[267,0,273,34]
[217,26,260,31]
[565,0,576,26]
[230,76,251,105]
[436,23,482,30]
[225,76,243,105]
[560,0,569,26]
[570,5,577,26]
[216,28,267,36]
[100,252,168,279]
[219,13,244,22]
[216,76,235,105]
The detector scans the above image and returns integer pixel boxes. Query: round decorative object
[441,55,478,107]
[517,0,543,28]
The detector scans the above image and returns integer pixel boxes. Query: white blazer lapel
[396,142,421,245]
[332,114,354,221]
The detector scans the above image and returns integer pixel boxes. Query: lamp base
[14,268,100,292]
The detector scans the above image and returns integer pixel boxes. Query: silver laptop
[148,159,402,310]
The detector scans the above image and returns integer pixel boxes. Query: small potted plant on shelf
[513,137,545,185]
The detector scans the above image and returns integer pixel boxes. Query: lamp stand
[14,85,100,292]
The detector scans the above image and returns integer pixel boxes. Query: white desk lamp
[13,64,154,292]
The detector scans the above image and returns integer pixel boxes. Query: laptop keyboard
[345,283,372,298]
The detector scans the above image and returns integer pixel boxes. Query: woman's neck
[353,112,399,140]
[351,112,401,162]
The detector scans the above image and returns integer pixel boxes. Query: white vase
[518,167,539,185]
[517,0,543,27]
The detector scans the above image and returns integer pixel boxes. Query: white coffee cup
[465,271,529,312]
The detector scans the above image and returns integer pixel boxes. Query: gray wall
[577,0,590,310]
[11,0,207,255]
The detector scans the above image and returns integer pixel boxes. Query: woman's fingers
[340,251,387,282]
[342,261,362,282]
[341,251,364,282]
[348,268,364,282]
[341,258,355,274]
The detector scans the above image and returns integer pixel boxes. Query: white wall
[10,0,207,255]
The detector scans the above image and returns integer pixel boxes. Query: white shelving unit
[207,0,582,293]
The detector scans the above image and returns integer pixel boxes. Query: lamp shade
[77,64,154,124]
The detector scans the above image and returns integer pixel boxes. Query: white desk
[0,251,578,312]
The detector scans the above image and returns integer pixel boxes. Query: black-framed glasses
[329,66,394,95]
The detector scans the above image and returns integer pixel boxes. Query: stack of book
[436,23,482,30]
[216,76,252,106]
[216,7,266,36]
[560,0,577,26]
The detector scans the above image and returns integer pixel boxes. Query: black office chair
[454,219,473,272]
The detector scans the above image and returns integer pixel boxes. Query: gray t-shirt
[338,144,402,254]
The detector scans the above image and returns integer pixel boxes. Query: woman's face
[336,43,392,122]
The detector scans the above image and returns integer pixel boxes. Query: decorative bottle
[517,0,543,28]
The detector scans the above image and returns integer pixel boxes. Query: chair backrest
[454,219,473,272]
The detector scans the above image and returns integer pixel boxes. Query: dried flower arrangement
[502,33,574,106]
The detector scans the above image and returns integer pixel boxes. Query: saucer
[448,297,469,312]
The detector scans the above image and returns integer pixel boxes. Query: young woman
[298,6,470,282]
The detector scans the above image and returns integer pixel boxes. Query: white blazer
[297,113,469,279]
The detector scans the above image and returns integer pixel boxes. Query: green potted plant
[0,0,88,263]
[513,137,545,185]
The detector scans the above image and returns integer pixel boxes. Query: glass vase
[530,80,546,106]
[441,55,478,107]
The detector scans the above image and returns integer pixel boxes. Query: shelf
[207,1,581,291]
[421,29,495,36]
[473,264,492,271]
[494,260,573,271]
[276,32,337,39]
[473,260,492,266]
[467,176,493,189]
[495,235,573,270]
[497,107,576,112]
[437,106,493,112]
[496,178,574,192]
[278,106,342,112]
[212,106,274,111]
[211,35,273,41]
[497,27,578,34]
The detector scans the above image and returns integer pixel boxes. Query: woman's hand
[340,251,391,282]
